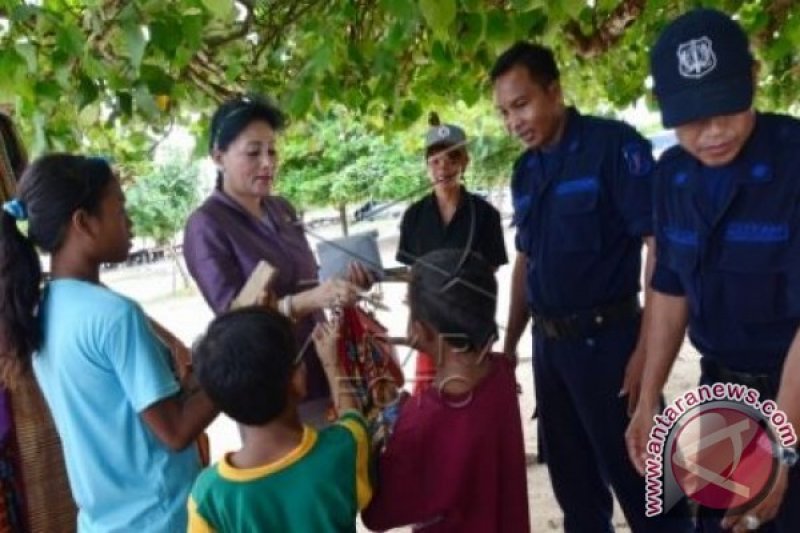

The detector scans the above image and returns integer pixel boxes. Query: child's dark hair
[193,307,299,425]
[0,154,115,385]
[490,41,560,87]
[409,249,498,352]
[209,94,286,190]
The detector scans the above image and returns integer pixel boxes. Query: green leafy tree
[279,107,426,234]
[0,0,796,161]
[126,153,200,288]
[277,102,520,233]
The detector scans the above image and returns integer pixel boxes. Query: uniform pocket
[717,238,789,323]
[553,180,601,252]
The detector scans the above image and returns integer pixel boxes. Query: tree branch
[186,63,238,102]
[205,1,255,47]
[253,1,320,64]
[565,0,646,58]
[754,0,793,47]
[86,0,127,56]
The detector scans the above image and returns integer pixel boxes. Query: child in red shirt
[362,250,530,532]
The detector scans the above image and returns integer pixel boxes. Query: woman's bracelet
[278,294,295,321]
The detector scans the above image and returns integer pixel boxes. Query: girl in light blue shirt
[0,154,218,532]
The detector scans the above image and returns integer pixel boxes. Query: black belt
[533,297,641,340]
[700,358,779,399]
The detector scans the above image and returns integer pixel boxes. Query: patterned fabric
[0,391,27,532]
[336,305,404,442]
[11,375,76,533]
[0,112,27,531]
[0,113,73,533]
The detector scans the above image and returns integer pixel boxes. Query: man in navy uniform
[626,8,800,532]
[492,42,691,532]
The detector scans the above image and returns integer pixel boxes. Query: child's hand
[312,319,340,368]
[314,318,359,413]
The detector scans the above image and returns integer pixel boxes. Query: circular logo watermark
[670,405,777,511]
[644,384,796,518]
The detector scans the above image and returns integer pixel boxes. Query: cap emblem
[677,36,717,79]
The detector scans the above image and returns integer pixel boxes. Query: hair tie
[2,198,27,221]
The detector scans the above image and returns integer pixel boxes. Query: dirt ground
[105,223,703,533]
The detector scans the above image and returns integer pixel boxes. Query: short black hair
[409,249,498,352]
[490,41,560,87]
[209,93,285,153]
[193,307,299,425]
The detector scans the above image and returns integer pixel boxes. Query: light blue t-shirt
[33,280,200,533]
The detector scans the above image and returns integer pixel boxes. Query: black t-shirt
[396,189,508,268]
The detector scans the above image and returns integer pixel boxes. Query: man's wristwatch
[779,446,798,467]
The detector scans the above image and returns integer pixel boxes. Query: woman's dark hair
[193,307,299,425]
[409,249,498,353]
[209,94,286,190]
[490,41,560,88]
[0,154,115,385]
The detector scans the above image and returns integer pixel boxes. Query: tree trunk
[339,202,349,237]
[166,240,190,292]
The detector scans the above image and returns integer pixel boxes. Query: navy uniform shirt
[396,187,508,268]
[511,107,654,316]
[652,113,800,372]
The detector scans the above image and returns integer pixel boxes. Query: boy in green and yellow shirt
[187,308,370,532]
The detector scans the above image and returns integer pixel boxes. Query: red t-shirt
[362,355,530,532]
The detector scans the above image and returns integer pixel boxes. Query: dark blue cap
[651,9,754,128]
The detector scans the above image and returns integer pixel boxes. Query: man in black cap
[627,8,800,532]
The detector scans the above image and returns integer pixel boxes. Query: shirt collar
[211,188,252,216]
[211,189,285,220]
[735,113,773,185]
[537,106,582,156]
[557,106,582,154]
[217,426,318,481]
[674,112,773,190]
[426,185,468,208]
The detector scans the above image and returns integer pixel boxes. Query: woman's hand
[293,278,360,316]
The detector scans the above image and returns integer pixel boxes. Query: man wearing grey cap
[627,8,800,532]
[396,112,507,394]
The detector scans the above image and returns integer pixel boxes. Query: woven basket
[12,375,76,533]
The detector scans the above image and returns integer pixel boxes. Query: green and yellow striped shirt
[188,411,371,532]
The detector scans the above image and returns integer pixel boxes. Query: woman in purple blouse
[183,95,369,426]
